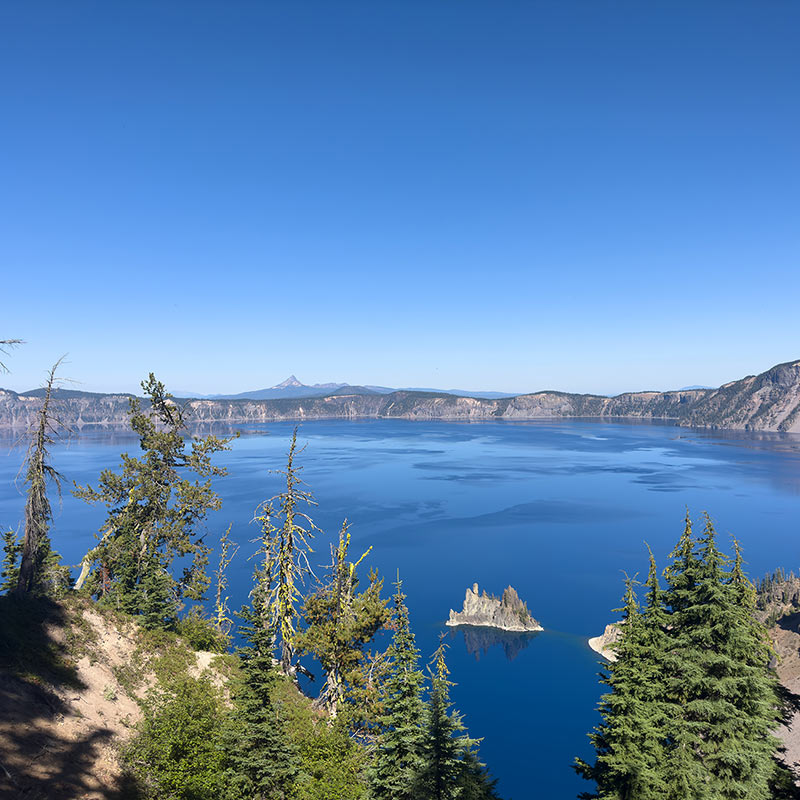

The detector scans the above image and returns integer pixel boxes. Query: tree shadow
[0,724,144,799]
[0,595,145,799]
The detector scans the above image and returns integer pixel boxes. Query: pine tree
[225,605,298,800]
[575,573,670,799]
[667,515,780,800]
[589,512,791,800]
[662,509,701,615]
[15,359,68,597]
[1,529,21,593]
[369,578,426,800]
[297,519,389,719]
[74,374,234,626]
[417,640,481,800]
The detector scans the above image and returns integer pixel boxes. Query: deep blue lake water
[2,418,800,799]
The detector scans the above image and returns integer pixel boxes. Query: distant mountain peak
[274,375,304,389]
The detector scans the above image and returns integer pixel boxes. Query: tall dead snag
[254,429,318,677]
[15,359,65,596]
[214,524,239,637]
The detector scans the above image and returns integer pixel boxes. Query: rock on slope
[447,584,543,632]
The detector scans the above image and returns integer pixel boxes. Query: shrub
[175,606,230,653]
[122,674,228,800]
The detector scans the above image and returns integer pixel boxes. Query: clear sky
[1,1,798,396]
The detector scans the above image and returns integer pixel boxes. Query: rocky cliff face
[588,623,622,662]
[677,360,800,433]
[2,359,800,432]
[446,583,543,632]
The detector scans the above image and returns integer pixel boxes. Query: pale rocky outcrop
[446,584,543,632]
[588,622,622,661]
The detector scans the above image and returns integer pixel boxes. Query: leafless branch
[0,339,23,373]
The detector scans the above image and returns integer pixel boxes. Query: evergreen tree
[74,374,234,626]
[417,640,481,800]
[575,574,670,799]
[1,529,21,593]
[662,509,701,615]
[225,604,298,800]
[580,513,788,800]
[297,520,389,719]
[667,515,780,800]
[368,578,426,800]
[223,475,298,799]
[16,359,69,597]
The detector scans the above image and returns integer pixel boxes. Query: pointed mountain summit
[274,375,304,389]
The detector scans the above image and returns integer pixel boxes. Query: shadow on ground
[0,595,142,799]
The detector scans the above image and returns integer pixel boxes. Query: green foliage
[276,683,368,800]
[575,573,672,799]
[456,749,502,800]
[1,529,21,592]
[577,512,791,800]
[368,579,426,800]
[123,674,228,800]
[297,520,390,719]
[224,604,298,799]
[74,374,235,628]
[175,605,231,653]
[417,641,480,800]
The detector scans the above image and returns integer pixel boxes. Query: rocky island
[447,584,543,632]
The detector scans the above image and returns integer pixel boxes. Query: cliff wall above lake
[2,359,800,432]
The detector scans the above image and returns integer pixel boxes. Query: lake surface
[2,418,800,799]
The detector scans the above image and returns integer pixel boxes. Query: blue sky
[1,1,798,396]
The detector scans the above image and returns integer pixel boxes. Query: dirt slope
[0,598,219,800]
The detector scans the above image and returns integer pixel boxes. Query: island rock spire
[446,583,543,632]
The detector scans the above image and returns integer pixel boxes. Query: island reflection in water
[450,625,542,662]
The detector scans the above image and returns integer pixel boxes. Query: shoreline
[445,620,544,633]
